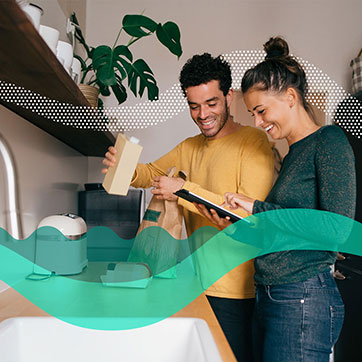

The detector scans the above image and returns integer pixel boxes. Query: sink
[0,316,222,362]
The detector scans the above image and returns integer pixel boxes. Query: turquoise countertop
[8,260,204,329]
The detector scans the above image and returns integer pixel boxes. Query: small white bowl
[39,25,59,54]
[56,41,73,73]
[22,3,43,30]
[56,55,65,66]
[71,57,82,83]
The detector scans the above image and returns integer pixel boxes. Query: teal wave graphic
[0,208,360,330]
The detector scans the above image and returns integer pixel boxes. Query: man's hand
[194,203,232,230]
[101,146,117,174]
[151,176,185,201]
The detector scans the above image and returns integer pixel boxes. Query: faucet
[0,133,23,240]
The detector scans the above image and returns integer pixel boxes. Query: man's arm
[103,140,183,191]
[178,134,275,218]
[130,142,183,193]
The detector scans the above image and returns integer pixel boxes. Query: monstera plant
[70,13,182,105]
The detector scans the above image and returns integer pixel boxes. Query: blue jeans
[207,296,255,362]
[253,270,344,362]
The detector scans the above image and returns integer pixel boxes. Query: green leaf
[92,45,133,87]
[114,46,133,81]
[156,22,182,58]
[97,97,104,110]
[127,59,159,101]
[114,45,133,61]
[111,76,128,104]
[92,46,115,86]
[97,80,111,97]
[122,14,158,38]
[119,58,131,74]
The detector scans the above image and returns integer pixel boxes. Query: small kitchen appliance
[35,213,88,275]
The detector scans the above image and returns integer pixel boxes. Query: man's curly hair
[179,53,232,97]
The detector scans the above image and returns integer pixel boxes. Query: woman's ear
[286,87,298,108]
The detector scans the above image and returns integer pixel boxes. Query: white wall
[0,106,87,237]
[84,0,362,180]
[0,107,88,292]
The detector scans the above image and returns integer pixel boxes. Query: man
[103,53,274,361]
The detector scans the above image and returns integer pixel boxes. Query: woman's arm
[315,126,356,218]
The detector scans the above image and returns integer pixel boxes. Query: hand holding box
[102,134,143,195]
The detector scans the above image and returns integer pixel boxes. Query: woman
[196,37,356,362]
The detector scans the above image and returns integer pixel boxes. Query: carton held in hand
[102,133,143,195]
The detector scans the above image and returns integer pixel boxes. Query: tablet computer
[174,189,250,224]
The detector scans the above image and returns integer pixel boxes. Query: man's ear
[226,88,234,108]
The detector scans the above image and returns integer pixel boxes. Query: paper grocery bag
[128,168,186,278]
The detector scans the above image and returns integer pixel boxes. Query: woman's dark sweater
[253,125,356,285]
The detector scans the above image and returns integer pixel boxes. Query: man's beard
[203,100,229,138]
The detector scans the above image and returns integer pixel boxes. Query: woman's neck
[286,108,320,146]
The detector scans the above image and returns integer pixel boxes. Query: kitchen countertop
[0,262,236,361]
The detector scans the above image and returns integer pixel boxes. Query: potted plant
[69,13,182,108]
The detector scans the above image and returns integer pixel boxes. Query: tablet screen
[175,189,250,224]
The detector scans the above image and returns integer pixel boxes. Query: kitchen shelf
[0,0,115,156]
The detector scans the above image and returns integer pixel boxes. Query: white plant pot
[39,25,59,54]
[22,3,43,31]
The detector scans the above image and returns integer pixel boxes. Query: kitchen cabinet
[0,0,115,156]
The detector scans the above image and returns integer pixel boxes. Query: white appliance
[35,213,87,275]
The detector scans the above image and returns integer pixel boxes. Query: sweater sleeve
[253,126,357,218]
[253,199,283,214]
[251,126,356,247]
[131,142,182,189]
[178,132,275,218]
[315,126,356,219]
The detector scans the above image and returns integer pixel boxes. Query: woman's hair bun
[264,37,289,60]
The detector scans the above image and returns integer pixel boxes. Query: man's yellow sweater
[131,126,274,299]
